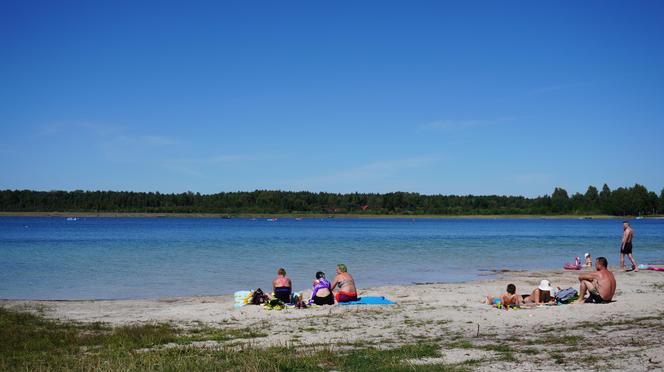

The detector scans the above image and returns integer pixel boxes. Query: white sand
[3,267,664,370]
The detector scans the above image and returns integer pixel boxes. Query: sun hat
[538,279,554,292]
[584,253,589,258]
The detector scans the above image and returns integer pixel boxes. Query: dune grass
[0,307,463,371]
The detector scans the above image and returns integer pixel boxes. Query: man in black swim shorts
[584,288,610,304]
[620,221,638,271]
[575,257,616,304]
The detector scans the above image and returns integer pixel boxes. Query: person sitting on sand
[272,267,292,303]
[485,283,523,307]
[575,256,616,304]
[524,280,557,304]
[330,264,358,303]
[309,271,334,305]
[584,253,593,268]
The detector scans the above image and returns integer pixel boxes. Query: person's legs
[575,280,595,304]
[620,253,625,271]
[628,253,638,271]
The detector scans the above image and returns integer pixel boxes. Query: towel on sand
[338,296,396,305]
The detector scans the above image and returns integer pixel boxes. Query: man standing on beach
[620,221,638,272]
[576,256,616,304]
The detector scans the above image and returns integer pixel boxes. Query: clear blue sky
[2,1,663,197]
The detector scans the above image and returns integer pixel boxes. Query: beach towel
[338,296,396,305]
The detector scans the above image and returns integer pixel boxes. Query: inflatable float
[564,256,581,270]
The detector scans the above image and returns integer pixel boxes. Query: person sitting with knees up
[575,256,616,304]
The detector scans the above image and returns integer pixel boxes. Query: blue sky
[1,1,663,197]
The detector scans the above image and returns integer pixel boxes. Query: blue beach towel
[338,296,396,305]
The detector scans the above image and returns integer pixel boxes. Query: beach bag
[251,288,268,305]
[555,287,578,304]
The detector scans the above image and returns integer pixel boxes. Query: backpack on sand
[555,287,578,304]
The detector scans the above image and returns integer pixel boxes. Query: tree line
[1,184,662,216]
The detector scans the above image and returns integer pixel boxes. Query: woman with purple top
[309,271,334,305]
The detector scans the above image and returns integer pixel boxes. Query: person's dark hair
[315,271,325,279]
[596,257,608,268]
[540,290,551,303]
[277,267,286,276]
[506,284,516,295]
[623,220,630,225]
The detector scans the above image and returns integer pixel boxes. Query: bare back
[595,268,616,301]
[272,276,291,290]
[332,272,357,293]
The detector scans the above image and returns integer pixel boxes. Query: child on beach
[485,283,523,308]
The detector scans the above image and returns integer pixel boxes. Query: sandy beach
[3,267,663,371]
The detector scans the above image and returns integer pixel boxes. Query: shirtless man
[620,221,638,272]
[575,256,616,304]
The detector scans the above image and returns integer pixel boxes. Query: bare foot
[634,268,639,272]
[573,299,586,304]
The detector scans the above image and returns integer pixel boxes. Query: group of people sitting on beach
[487,256,617,307]
[270,264,358,306]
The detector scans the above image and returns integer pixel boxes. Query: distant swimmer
[620,221,638,272]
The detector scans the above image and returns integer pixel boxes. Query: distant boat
[267,218,278,222]
[295,217,303,221]
[636,216,644,220]
[65,217,79,221]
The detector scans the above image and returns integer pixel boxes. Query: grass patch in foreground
[0,307,460,371]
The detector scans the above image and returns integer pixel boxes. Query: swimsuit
[313,293,335,305]
[274,286,292,303]
[335,291,358,303]
[336,279,350,288]
[308,278,332,305]
[621,242,633,255]
[585,289,610,304]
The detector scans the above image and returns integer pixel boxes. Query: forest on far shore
[1,184,662,216]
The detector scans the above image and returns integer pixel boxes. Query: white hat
[538,279,554,292]
[584,253,589,258]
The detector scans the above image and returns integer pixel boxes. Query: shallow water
[0,217,662,300]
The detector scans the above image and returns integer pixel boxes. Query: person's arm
[330,275,339,292]
[287,278,292,289]
[578,272,598,282]
[272,279,276,293]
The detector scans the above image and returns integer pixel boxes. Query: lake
[1,217,662,300]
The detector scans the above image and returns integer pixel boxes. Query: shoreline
[3,267,663,370]
[0,211,649,219]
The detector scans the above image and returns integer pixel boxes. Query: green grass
[0,307,461,371]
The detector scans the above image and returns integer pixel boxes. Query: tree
[551,187,570,213]
[584,185,599,212]
[599,184,612,214]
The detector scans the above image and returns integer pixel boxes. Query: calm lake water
[1,217,663,300]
